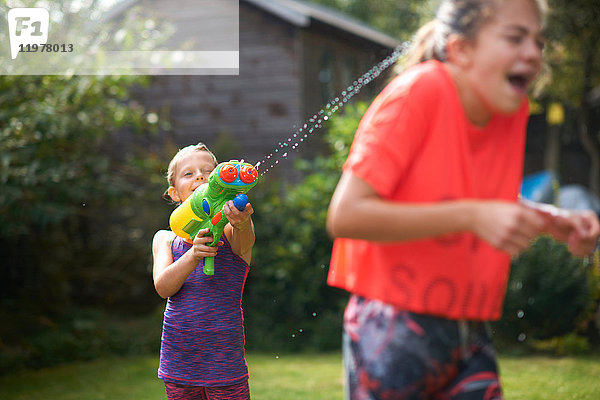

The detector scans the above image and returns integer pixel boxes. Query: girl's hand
[222,200,255,264]
[561,211,600,257]
[536,209,600,257]
[471,201,546,257]
[223,200,254,231]
[191,228,222,261]
[520,200,600,257]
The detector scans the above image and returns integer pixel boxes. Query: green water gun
[169,160,258,275]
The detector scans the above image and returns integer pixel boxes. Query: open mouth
[507,74,530,92]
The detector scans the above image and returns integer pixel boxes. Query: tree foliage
[0,75,150,236]
[306,0,440,41]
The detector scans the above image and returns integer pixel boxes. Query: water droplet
[517,310,524,319]
[518,333,527,342]
[527,297,535,305]
[516,281,523,290]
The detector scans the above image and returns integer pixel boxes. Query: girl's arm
[327,172,547,257]
[152,228,221,298]
[223,200,255,265]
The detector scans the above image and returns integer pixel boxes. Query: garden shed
[123,0,401,165]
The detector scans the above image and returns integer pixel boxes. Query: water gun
[169,160,258,275]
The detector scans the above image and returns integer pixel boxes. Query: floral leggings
[343,295,502,400]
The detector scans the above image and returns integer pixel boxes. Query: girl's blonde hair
[166,142,218,188]
[403,0,549,69]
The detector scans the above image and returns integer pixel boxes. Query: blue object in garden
[520,170,558,203]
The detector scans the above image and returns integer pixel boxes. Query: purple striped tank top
[158,234,250,386]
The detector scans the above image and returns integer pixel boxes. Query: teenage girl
[326,1,600,399]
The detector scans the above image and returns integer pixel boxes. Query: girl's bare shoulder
[153,230,176,249]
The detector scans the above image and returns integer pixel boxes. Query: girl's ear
[167,186,181,203]
[446,34,474,68]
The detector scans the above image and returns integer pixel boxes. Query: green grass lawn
[1,352,599,400]
[500,355,600,400]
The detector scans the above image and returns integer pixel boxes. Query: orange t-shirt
[327,60,529,321]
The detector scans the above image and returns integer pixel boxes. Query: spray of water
[255,42,410,177]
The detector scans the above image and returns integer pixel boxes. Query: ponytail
[403,20,444,70]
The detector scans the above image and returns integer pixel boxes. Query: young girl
[326,1,600,399]
[152,143,255,400]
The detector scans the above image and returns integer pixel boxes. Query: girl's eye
[506,35,523,44]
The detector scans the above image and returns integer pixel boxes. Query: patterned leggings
[164,380,250,400]
[343,295,502,400]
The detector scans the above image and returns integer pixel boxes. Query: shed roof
[103,0,401,49]
[243,0,401,48]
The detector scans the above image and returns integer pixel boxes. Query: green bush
[495,236,593,348]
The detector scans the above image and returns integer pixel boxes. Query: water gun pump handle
[232,193,249,211]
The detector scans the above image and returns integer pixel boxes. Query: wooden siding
[135,0,398,168]
[142,3,303,164]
